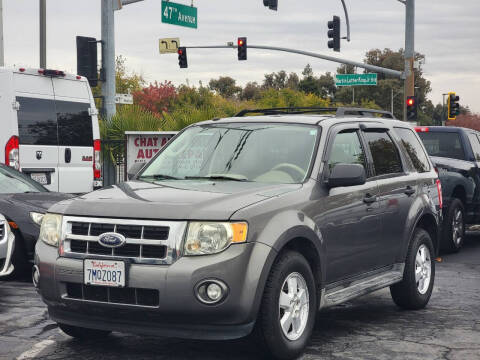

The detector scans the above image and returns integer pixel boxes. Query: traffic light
[263,0,278,10]
[178,47,188,68]
[238,37,247,61]
[327,16,341,52]
[76,36,98,87]
[448,92,460,120]
[406,96,418,121]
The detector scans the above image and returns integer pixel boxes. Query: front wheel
[58,323,111,339]
[390,228,435,310]
[253,251,317,360]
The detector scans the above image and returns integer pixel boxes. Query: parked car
[35,108,441,360]
[0,163,72,276]
[0,214,15,277]
[0,66,102,194]
[416,125,480,252]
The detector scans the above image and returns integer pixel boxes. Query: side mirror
[328,163,366,188]
[128,162,146,180]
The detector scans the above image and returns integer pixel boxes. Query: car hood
[0,192,74,212]
[49,180,302,220]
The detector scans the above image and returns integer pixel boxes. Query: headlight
[184,222,248,256]
[39,214,63,247]
[30,212,45,226]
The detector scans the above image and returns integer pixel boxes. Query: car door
[317,125,382,284]
[16,95,60,192]
[361,127,417,266]
[53,79,94,194]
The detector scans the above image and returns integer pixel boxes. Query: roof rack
[234,107,395,119]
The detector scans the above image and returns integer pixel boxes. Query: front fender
[246,210,326,320]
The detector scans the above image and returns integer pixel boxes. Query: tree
[133,81,177,114]
[209,77,242,98]
[298,65,336,99]
[241,82,262,101]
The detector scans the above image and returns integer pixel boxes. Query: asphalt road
[1,235,479,360]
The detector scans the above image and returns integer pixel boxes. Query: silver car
[0,214,15,277]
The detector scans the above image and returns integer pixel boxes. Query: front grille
[65,283,159,307]
[63,217,186,265]
[0,223,5,240]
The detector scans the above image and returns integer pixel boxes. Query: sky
[2,0,480,113]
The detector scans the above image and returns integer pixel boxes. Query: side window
[17,97,58,146]
[56,101,94,147]
[328,131,366,171]
[363,131,403,176]
[395,127,431,173]
[468,133,480,161]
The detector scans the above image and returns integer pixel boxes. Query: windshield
[418,131,466,161]
[0,165,48,194]
[139,123,319,184]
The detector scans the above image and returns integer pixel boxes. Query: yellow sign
[159,38,180,54]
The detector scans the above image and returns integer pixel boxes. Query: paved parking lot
[1,235,479,360]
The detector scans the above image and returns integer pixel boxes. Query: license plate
[84,259,125,287]
[31,173,48,185]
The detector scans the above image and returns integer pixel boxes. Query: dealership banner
[125,131,178,172]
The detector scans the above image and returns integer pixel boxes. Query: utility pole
[40,0,46,68]
[0,0,4,66]
[404,0,415,121]
[101,0,116,119]
[101,0,144,119]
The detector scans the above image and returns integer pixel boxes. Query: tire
[58,323,111,339]
[390,228,435,310]
[4,230,30,280]
[442,198,465,253]
[252,251,317,360]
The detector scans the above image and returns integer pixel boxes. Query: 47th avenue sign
[161,1,197,29]
[336,73,378,86]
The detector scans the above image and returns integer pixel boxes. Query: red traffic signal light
[406,96,417,121]
[238,37,247,61]
[178,47,187,68]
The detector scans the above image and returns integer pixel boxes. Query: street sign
[159,37,180,54]
[335,73,378,86]
[161,1,197,29]
[115,93,134,105]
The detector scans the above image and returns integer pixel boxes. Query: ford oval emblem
[98,232,126,248]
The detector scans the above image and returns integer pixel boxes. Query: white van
[0,67,102,193]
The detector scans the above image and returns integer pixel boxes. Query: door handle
[404,186,416,196]
[65,148,72,163]
[363,193,377,204]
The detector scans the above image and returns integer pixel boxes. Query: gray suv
[35,108,442,360]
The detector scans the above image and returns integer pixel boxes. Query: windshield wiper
[185,175,250,182]
[138,174,183,181]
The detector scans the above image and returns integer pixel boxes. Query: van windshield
[139,123,319,184]
[17,97,93,147]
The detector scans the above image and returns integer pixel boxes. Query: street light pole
[40,0,46,68]
[101,0,116,119]
[0,0,4,67]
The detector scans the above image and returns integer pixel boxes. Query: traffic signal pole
[101,0,116,119]
[404,0,415,121]
[187,44,405,79]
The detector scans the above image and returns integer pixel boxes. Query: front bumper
[0,223,15,277]
[35,239,273,340]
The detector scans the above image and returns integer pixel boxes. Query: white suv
[0,67,102,193]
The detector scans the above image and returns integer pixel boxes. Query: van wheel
[390,228,435,310]
[252,251,316,360]
[58,323,111,339]
[442,199,465,253]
